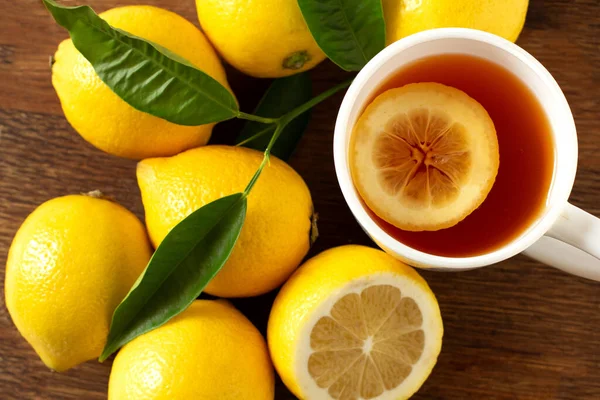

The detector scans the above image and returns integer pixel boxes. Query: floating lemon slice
[350,82,499,231]
[268,245,443,400]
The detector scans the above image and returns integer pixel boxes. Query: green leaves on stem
[297,0,386,71]
[43,0,366,359]
[42,0,238,126]
[99,78,351,359]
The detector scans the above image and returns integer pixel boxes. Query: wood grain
[1,0,599,399]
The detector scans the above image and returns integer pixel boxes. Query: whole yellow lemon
[5,194,152,371]
[52,6,233,159]
[137,145,313,297]
[108,300,274,399]
[383,0,529,44]
[195,0,326,78]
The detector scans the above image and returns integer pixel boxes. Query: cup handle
[522,203,600,281]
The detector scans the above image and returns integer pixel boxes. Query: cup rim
[333,28,577,269]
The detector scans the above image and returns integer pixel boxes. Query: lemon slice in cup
[268,245,443,400]
[350,82,499,231]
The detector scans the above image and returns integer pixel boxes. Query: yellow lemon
[108,300,274,399]
[5,194,152,371]
[268,245,443,400]
[195,0,326,78]
[383,0,529,44]
[350,83,499,231]
[137,145,313,297]
[52,6,233,159]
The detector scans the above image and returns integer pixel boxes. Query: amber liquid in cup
[361,54,555,257]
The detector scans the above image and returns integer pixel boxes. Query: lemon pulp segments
[309,285,424,399]
[374,108,472,207]
[351,82,499,231]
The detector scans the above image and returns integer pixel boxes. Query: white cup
[334,28,600,281]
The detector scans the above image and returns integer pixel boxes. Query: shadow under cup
[334,29,578,271]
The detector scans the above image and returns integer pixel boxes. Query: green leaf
[297,0,386,71]
[42,0,238,126]
[236,72,312,160]
[100,193,247,360]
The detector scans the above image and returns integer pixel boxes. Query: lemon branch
[237,112,278,124]
[242,78,352,196]
[101,78,351,358]
[243,123,285,196]
[277,79,353,125]
[235,125,275,147]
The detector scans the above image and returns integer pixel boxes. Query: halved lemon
[350,82,499,231]
[268,245,443,400]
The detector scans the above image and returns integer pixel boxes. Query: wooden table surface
[1,0,599,398]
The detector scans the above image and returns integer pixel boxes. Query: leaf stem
[279,79,352,125]
[237,111,278,124]
[243,123,285,196]
[242,77,353,196]
[237,78,352,128]
[235,125,276,147]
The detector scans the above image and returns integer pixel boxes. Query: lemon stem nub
[283,51,311,70]
[310,212,319,246]
[82,190,114,202]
